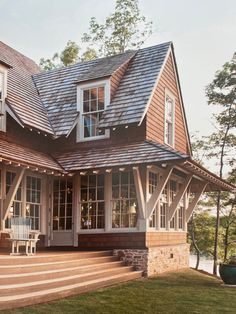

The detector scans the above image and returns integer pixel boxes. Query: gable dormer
[75,52,135,142]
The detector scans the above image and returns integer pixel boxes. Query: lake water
[189,255,219,276]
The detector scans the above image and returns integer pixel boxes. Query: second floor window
[165,93,174,146]
[78,80,110,141]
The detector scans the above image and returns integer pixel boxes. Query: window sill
[77,134,109,142]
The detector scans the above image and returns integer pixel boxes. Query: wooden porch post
[186,182,207,222]
[146,165,173,219]
[168,174,193,221]
[2,168,25,221]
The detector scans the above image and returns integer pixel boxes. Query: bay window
[112,172,138,228]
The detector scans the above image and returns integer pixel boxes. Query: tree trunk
[190,216,200,269]
[224,225,229,262]
[213,192,221,275]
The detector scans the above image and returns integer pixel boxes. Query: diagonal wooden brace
[2,168,25,221]
[168,174,193,221]
[146,165,173,219]
[186,182,207,222]
[133,167,145,219]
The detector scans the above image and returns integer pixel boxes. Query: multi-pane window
[0,72,5,131]
[112,172,138,228]
[170,180,177,229]
[82,86,105,138]
[0,72,4,114]
[160,184,168,229]
[6,171,22,218]
[148,171,158,228]
[80,174,105,229]
[178,206,184,229]
[165,93,174,146]
[26,176,41,230]
[53,179,73,230]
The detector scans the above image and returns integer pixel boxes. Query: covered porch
[0,139,234,258]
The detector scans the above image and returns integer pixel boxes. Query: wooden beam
[2,168,25,221]
[186,182,207,222]
[133,167,145,219]
[168,174,193,221]
[146,165,173,218]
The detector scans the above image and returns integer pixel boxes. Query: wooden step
[0,271,142,310]
[0,250,112,265]
[0,260,124,284]
[0,266,134,296]
[0,256,118,274]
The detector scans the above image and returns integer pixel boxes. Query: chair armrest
[29,231,41,241]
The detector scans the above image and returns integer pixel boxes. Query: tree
[192,53,236,274]
[39,0,153,70]
[40,41,80,70]
[82,0,153,56]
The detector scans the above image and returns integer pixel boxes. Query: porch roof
[54,140,235,192]
[0,138,64,174]
[53,140,189,171]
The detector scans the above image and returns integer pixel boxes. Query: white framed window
[169,180,177,229]
[80,174,105,230]
[148,171,158,228]
[111,172,138,229]
[77,80,110,141]
[164,90,175,147]
[160,184,168,229]
[0,70,6,132]
[5,172,42,231]
[26,176,42,230]
[53,179,73,231]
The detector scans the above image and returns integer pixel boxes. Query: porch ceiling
[0,138,64,174]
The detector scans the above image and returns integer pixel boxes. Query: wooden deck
[0,250,142,310]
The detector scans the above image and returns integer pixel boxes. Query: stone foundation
[113,243,189,277]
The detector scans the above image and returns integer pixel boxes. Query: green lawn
[5,269,236,314]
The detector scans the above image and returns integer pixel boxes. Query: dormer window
[164,90,175,146]
[0,70,6,132]
[77,80,110,141]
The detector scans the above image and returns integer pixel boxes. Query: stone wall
[113,243,189,277]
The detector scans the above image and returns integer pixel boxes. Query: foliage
[82,0,153,57]
[188,210,223,258]
[190,53,236,272]
[5,270,236,314]
[39,0,153,70]
[39,41,80,70]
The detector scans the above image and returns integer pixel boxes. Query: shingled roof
[32,42,171,136]
[99,42,171,128]
[1,41,172,137]
[0,42,54,135]
[53,140,188,171]
[33,51,136,136]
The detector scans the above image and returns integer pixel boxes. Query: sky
[0,0,235,139]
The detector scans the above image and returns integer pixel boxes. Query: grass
[4,269,236,314]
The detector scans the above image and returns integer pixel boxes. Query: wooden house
[0,40,234,278]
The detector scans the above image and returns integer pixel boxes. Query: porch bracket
[133,167,145,219]
[186,182,208,222]
[2,168,25,221]
[168,174,193,221]
[146,164,174,219]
